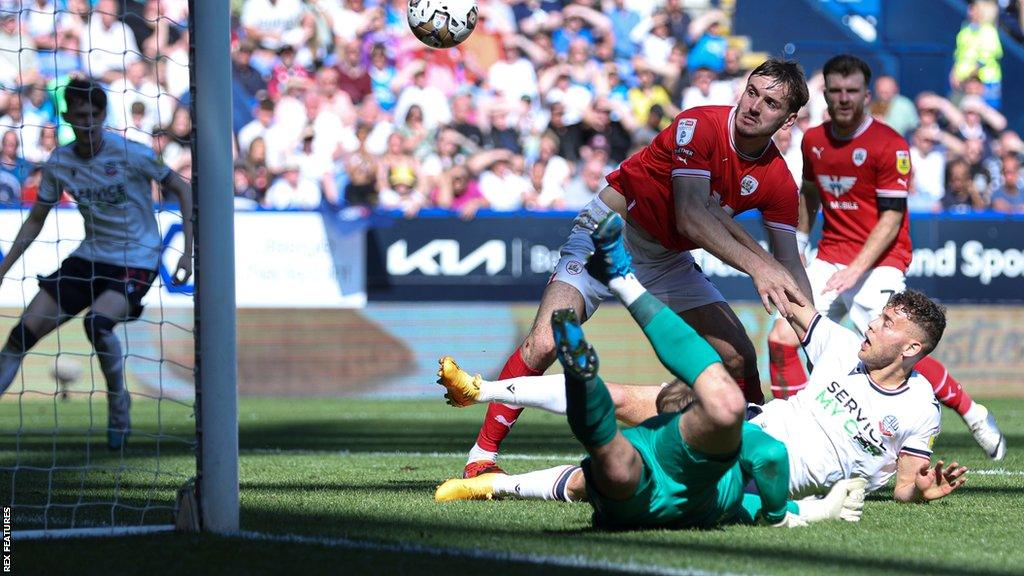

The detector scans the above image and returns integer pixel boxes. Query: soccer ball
[407,0,478,49]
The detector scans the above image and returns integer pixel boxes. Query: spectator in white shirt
[681,66,734,110]
[240,0,306,51]
[479,154,534,211]
[908,127,946,212]
[109,59,173,133]
[82,0,140,83]
[393,64,452,132]
[264,157,322,209]
[487,38,540,104]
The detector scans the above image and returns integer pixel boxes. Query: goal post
[190,0,239,534]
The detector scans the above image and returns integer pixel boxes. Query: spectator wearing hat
[379,164,426,217]
[479,152,534,211]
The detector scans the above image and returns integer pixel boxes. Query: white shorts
[807,257,907,336]
[551,197,725,320]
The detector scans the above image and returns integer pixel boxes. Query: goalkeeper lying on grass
[435,214,865,529]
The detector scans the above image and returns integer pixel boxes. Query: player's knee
[4,321,40,354]
[704,385,746,430]
[83,314,118,347]
[522,327,557,367]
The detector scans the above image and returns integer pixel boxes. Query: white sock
[608,273,646,306]
[492,465,581,501]
[963,402,986,426]
[478,374,567,414]
[467,443,497,465]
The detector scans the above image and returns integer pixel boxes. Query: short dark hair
[888,290,946,356]
[64,77,107,111]
[823,54,873,86]
[748,58,809,114]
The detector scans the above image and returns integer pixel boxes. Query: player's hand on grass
[752,261,807,316]
[823,265,865,295]
[172,254,193,285]
[916,460,968,501]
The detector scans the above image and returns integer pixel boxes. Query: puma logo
[495,415,517,428]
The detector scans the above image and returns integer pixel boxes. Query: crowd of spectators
[0,0,1021,216]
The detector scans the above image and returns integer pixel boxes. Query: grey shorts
[551,197,725,320]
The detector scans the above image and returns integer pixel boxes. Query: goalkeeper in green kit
[436,214,863,529]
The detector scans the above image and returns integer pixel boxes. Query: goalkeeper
[0,78,193,450]
[438,214,862,529]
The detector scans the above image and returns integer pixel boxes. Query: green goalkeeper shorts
[581,412,744,530]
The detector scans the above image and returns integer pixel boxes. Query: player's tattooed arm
[893,454,968,503]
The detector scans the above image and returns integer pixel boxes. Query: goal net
[0,0,235,537]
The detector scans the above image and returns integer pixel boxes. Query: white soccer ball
[52,357,83,384]
[407,0,478,49]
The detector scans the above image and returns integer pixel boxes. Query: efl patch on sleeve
[895,150,911,175]
[676,118,698,145]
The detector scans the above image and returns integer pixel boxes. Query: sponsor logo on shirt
[815,380,886,456]
[676,118,697,145]
[68,183,128,205]
[852,148,867,166]
[740,175,758,196]
[896,150,911,175]
[817,174,858,198]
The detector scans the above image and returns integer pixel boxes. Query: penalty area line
[235,530,733,576]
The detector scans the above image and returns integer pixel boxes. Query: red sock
[474,348,544,453]
[915,355,973,416]
[735,376,765,405]
[768,341,808,400]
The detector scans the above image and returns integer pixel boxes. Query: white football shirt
[38,133,172,270]
[752,314,942,497]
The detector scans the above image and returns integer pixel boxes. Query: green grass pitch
[3,396,1023,575]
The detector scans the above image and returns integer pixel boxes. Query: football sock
[768,341,807,400]
[492,465,581,501]
[915,355,974,418]
[607,273,645,306]
[739,423,791,524]
[84,314,129,430]
[478,374,567,414]
[627,293,721,387]
[565,372,618,449]
[0,321,39,395]
[472,348,542,457]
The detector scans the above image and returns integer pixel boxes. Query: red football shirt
[607,105,798,253]
[801,118,912,271]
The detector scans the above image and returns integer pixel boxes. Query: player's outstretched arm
[162,171,194,285]
[674,177,804,315]
[893,454,968,503]
[766,227,813,301]
[0,201,54,289]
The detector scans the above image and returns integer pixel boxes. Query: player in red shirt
[766,54,1006,460]
[461,59,813,478]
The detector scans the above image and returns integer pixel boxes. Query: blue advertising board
[364,210,1024,303]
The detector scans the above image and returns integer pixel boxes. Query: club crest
[852,148,867,166]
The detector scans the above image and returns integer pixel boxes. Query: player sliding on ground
[436,214,967,506]
[766,54,1005,460]
[0,78,194,450]
[436,214,866,530]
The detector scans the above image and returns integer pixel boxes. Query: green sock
[739,423,792,524]
[627,293,722,386]
[565,373,618,449]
